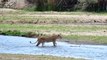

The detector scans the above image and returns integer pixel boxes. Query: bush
[0,30,39,38]
[22,6,36,11]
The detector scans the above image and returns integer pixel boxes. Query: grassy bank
[64,35,107,45]
[0,9,107,15]
[0,29,107,45]
[0,9,107,45]
[0,54,83,60]
[0,24,107,32]
[0,9,107,24]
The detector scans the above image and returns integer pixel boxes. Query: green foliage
[22,6,36,11]
[0,30,23,36]
[36,3,54,11]
[5,30,21,36]
[1,0,107,12]
[64,35,107,44]
[0,30,37,37]
[24,0,107,12]
[47,4,54,11]
[77,0,107,12]
[79,0,98,3]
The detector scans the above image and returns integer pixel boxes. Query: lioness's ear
[58,33,62,36]
[57,34,61,37]
[53,34,55,35]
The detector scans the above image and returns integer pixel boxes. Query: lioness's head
[56,34,62,39]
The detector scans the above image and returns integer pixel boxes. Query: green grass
[1,29,107,45]
[0,54,83,60]
[0,10,107,24]
[0,24,107,32]
[0,24,107,44]
[64,35,107,45]
[0,9,107,45]
[1,9,107,15]
[0,15,39,21]
[1,9,107,16]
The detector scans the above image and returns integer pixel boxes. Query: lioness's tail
[29,41,37,44]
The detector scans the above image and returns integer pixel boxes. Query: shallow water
[0,35,107,60]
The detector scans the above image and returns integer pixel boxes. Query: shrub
[0,30,39,38]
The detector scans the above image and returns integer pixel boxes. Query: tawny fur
[30,34,62,47]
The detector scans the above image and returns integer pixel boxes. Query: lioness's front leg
[36,42,40,46]
[53,41,56,47]
[42,42,45,47]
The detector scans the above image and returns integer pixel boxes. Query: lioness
[30,34,62,47]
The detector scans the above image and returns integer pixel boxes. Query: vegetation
[0,54,83,60]
[25,0,107,11]
[0,23,107,45]
[0,0,107,59]
[0,9,107,45]
[42,0,107,11]
[0,30,37,37]
[0,11,107,25]
[1,0,107,11]
[64,35,107,45]
[0,24,107,32]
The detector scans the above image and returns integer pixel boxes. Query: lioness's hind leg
[42,42,44,47]
[36,42,40,46]
[53,41,56,47]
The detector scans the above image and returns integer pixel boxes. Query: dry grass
[0,14,107,24]
[0,8,107,24]
[0,24,107,36]
[0,8,107,45]
[0,54,83,60]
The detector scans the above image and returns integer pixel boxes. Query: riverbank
[0,8,107,45]
[0,35,107,60]
[0,54,82,60]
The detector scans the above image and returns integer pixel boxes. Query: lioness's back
[36,34,62,46]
